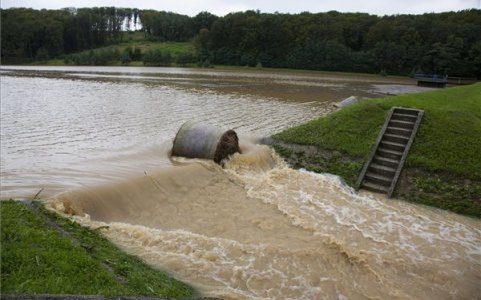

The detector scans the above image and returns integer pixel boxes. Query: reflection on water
[2,66,476,300]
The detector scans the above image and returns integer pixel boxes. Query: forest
[1,7,480,77]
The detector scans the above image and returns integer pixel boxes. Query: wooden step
[361,181,389,194]
[384,133,409,144]
[369,163,396,177]
[394,108,420,116]
[391,113,417,122]
[386,126,412,137]
[356,107,424,198]
[377,147,403,160]
[389,119,415,129]
[373,155,399,168]
[365,172,392,186]
[380,140,406,152]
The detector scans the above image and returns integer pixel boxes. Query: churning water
[1,66,479,299]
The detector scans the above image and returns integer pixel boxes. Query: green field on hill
[112,31,194,55]
[36,31,196,67]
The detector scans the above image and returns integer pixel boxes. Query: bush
[35,47,50,61]
[132,47,143,60]
[201,58,212,68]
[176,52,195,66]
[121,52,132,65]
[64,47,120,65]
[143,49,172,66]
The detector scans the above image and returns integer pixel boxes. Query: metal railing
[413,74,477,85]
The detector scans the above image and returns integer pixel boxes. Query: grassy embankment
[273,83,481,218]
[0,200,197,298]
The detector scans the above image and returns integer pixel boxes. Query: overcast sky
[1,0,479,16]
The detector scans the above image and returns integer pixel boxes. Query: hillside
[39,44,195,67]
[54,32,196,67]
[273,83,481,217]
[2,7,480,77]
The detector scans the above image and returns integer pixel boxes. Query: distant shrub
[176,52,195,66]
[121,52,132,65]
[142,49,172,66]
[201,58,212,68]
[65,47,120,65]
[132,48,143,60]
[35,47,50,61]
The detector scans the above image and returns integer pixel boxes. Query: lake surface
[1,66,479,299]
[0,65,420,198]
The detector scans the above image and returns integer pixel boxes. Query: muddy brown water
[1,66,479,299]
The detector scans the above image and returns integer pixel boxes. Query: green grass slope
[0,200,196,298]
[275,83,481,179]
[273,83,481,217]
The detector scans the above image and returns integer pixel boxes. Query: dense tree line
[1,7,139,62]
[1,7,480,77]
[0,7,216,64]
[200,10,481,77]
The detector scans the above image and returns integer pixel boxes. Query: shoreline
[271,83,481,218]
[1,62,414,83]
[0,200,202,298]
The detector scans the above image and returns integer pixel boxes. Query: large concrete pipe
[171,121,240,164]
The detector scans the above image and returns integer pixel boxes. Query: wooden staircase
[356,107,424,198]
